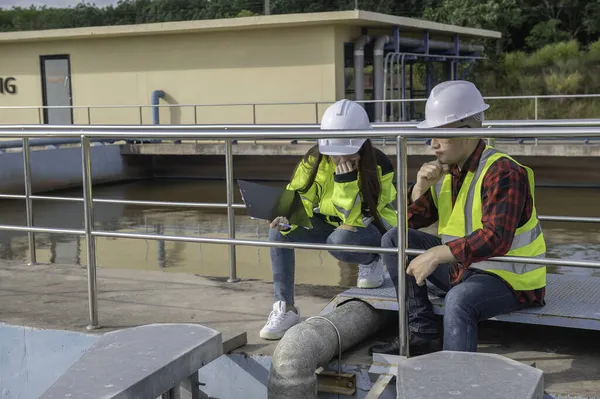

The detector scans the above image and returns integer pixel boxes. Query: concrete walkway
[1,260,599,397]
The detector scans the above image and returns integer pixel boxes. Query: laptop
[237,180,313,229]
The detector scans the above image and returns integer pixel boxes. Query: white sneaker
[357,258,384,289]
[259,301,301,340]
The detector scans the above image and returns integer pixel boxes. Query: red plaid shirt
[408,139,545,306]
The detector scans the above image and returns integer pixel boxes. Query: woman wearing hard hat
[260,99,398,340]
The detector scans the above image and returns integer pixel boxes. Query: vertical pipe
[139,106,143,125]
[383,53,391,123]
[401,55,407,121]
[37,107,42,124]
[409,62,414,120]
[374,36,392,122]
[534,97,539,120]
[22,138,36,265]
[87,107,91,125]
[353,35,371,104]
[225,139,239,283]
[396,54,401,122]
[396,135,409,358]
[81,135,99,330]
[252,104,257,124]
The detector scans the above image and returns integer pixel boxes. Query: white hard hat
[318,99,371,155]
[416,80,490,129]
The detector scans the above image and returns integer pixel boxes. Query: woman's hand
[269,216,291,231]
[335,160,358,175]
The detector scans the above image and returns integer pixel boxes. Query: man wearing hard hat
[370,80,547,355]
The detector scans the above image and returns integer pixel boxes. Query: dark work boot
[368,334,442,357]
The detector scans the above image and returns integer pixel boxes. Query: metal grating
[332,274,600,331]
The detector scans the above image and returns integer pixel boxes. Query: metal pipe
[0,192,597,224]
[268,300,390,399]
[3,126,600,139]
[538,215,600,223]
[0,224,84,235]
[81,136,99,330]
[88,230,600,270]
[396,135,409,358]
[22,138,36,265]
[6,117,600,132]
[225,139,238,283]
[152,90,165,125]
[353,34,371,103]
[3,92,600,111]
[374,35,392,122]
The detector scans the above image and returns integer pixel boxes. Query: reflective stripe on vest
[432,146,547,291]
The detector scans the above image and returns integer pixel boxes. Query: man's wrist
[411,183,428,202]
[432,244,457,265]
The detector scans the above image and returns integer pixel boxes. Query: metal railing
[3,93,600,125]
[2,117,600,152]
[1,125,600,358]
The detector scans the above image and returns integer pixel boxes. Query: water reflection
[0,179,598,286]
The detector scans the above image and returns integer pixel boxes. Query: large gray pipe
[353,34,371,104]
[268,300,390,399]
[374,35,393,122]
[373,35,485,122]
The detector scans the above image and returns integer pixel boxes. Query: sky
[0,0,119,8]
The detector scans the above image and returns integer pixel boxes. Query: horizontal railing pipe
[1,126,600,139]
[0,224,85,235]
[4,118,600,131]
[0,193,596,224]
[404,249,600,270]
[538,215,600,223]
[2,93,600,111]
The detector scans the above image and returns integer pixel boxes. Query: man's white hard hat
[318,99,371,156]
[416,80,490,129]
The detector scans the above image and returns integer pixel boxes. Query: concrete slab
[41,323,222,398]
[396,351,544,399]
[1,260,599,398]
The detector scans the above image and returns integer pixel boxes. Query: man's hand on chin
[407,245,457,286]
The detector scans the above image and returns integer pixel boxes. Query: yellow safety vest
[431,145,546,291]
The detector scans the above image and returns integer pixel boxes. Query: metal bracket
[315,367,356,396]
[368,353,406,379]
[364,374,394,399]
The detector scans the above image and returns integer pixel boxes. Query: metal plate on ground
[396,351,544,399]
[328,274,600,331]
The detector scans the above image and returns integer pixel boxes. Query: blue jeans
[381,228,521,352]
[270,216,382,305]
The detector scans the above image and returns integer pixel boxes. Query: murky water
[0,178,599,287]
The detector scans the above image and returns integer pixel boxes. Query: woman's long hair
[292,139,386,233]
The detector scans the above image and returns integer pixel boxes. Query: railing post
[396,135,409,358]
[534,97,538,120]
[22,138,36,265]
[87,107,91,125]
[225,139,239,283]
[81,135,100,330]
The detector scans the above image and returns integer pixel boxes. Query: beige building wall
[0,25,346,126]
